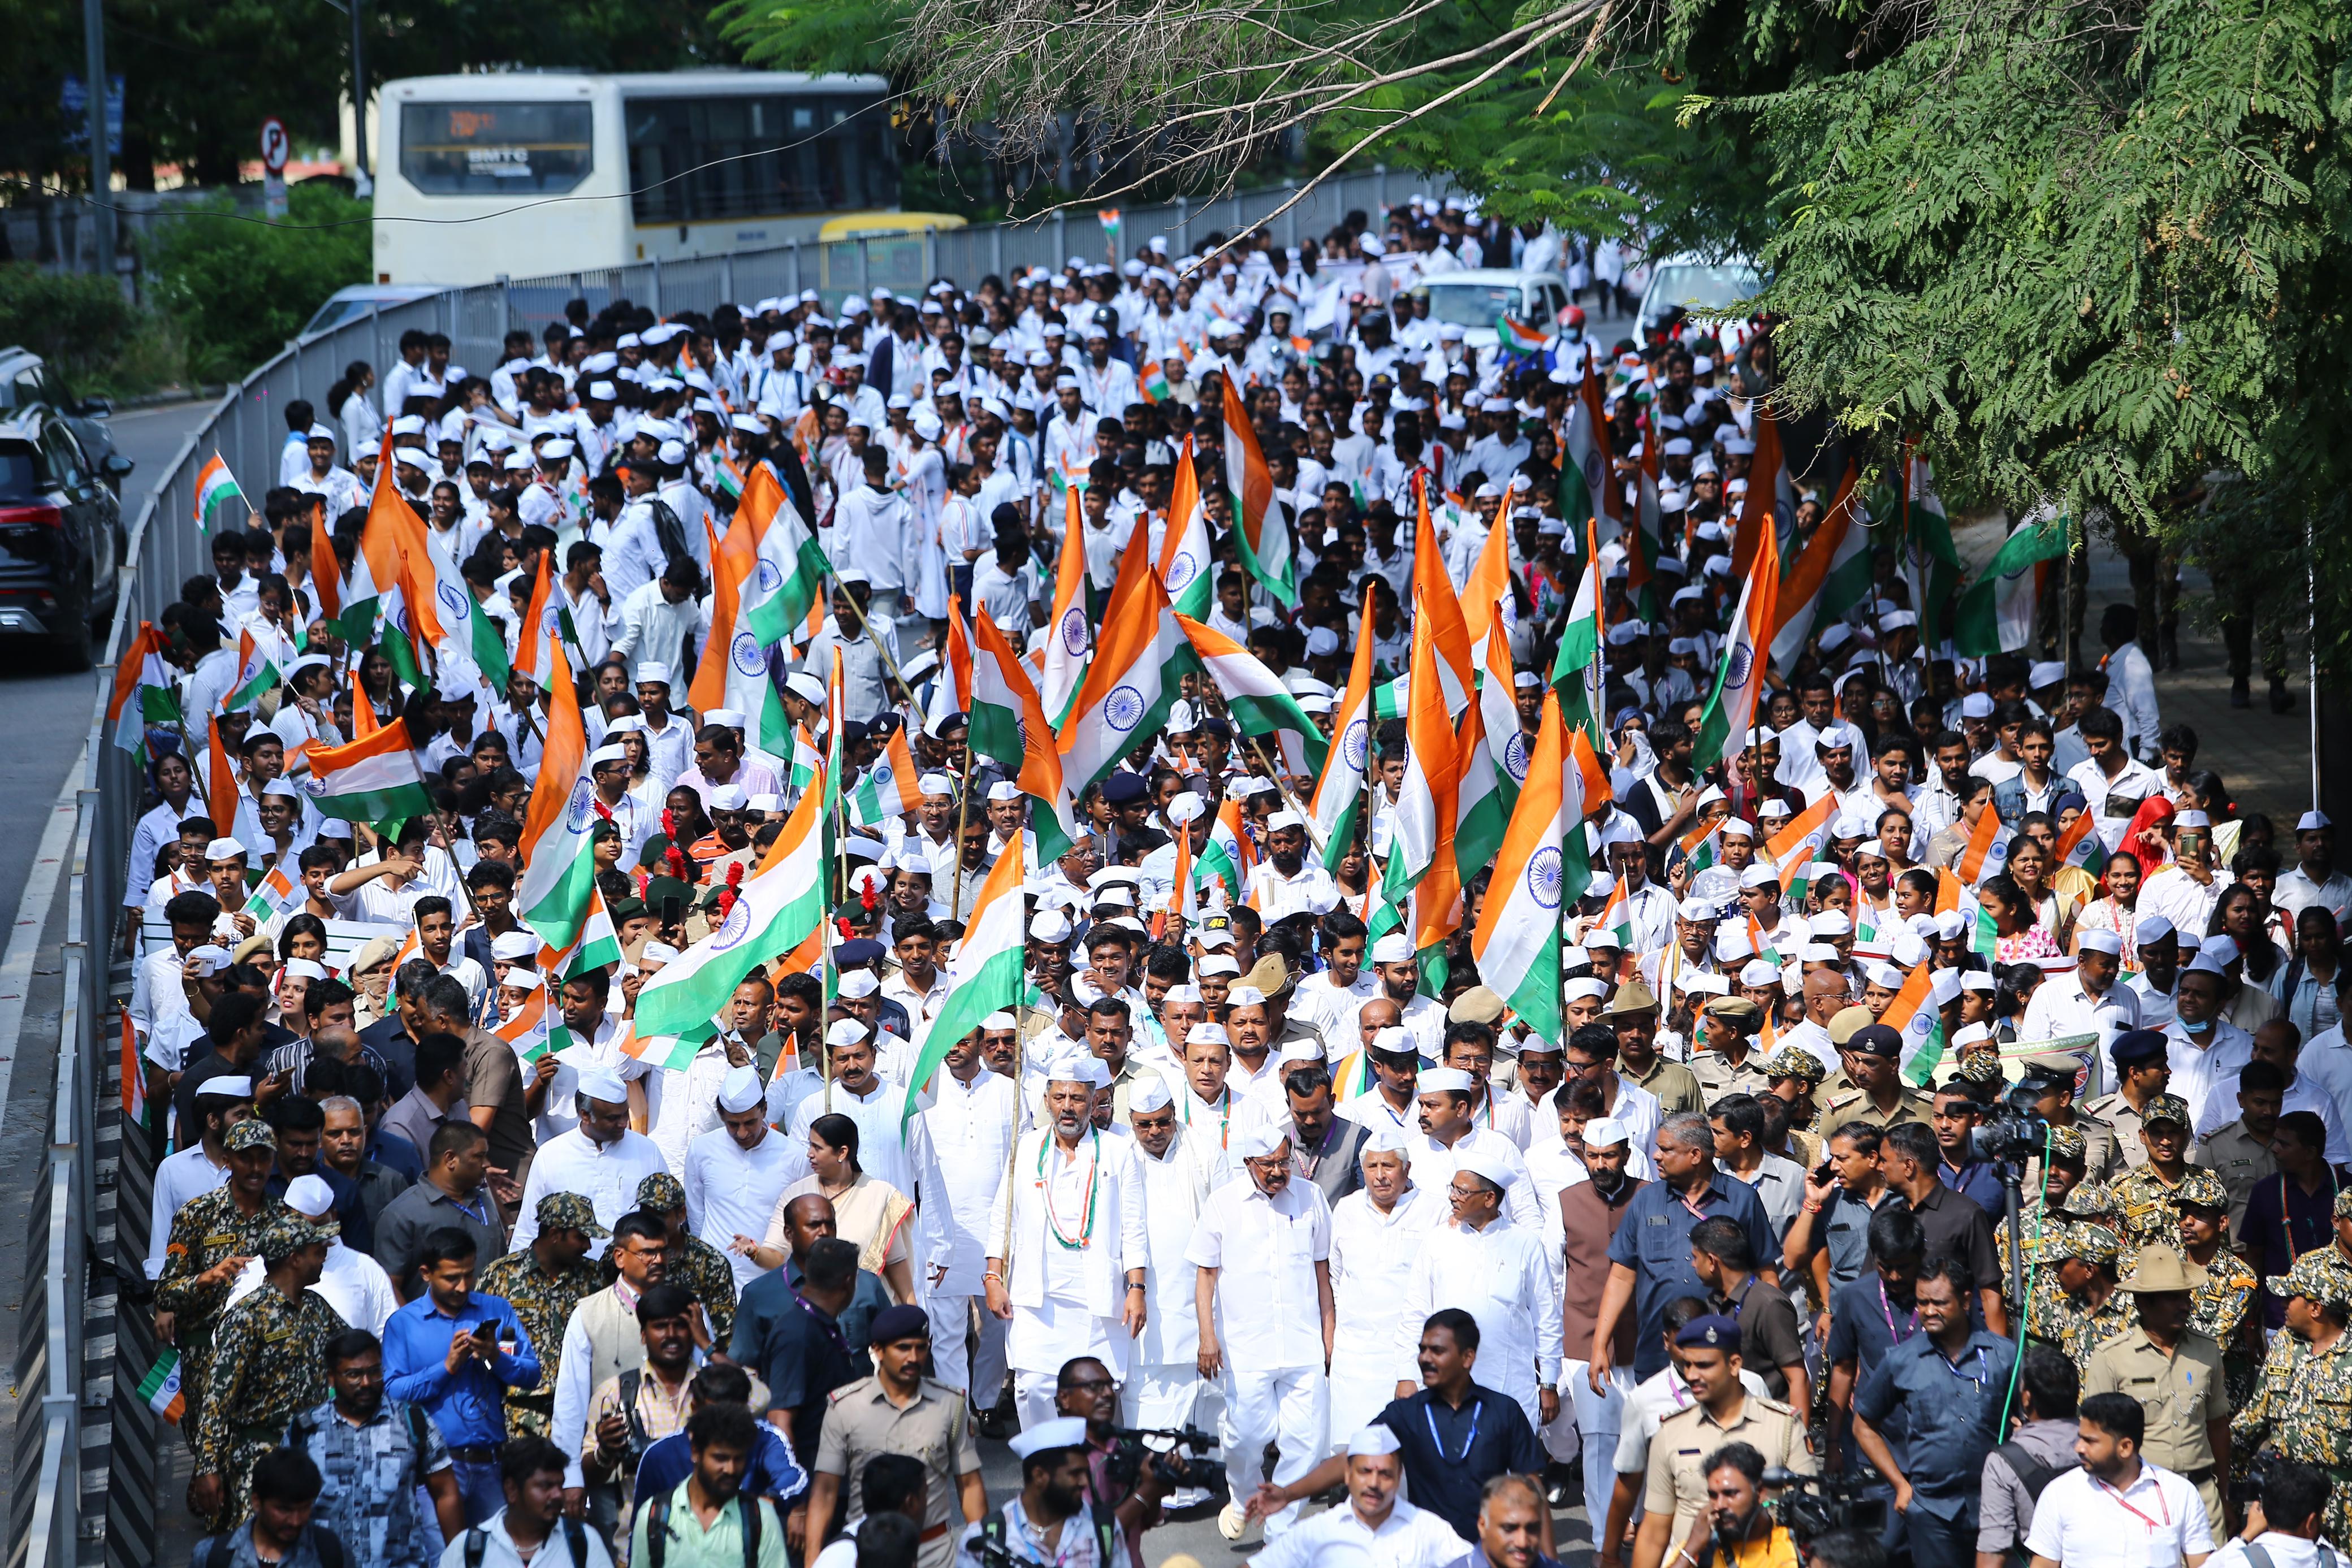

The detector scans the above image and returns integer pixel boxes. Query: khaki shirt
[1692,1050,1774,1107]
[2082,1093,2158,1177]
[1623,1056,1707,1117]
[2198,1119,2278,1238]
[813,1376,983,1568]
[1645,1393,1815,1540]
[2082,1325,2228,1474]
[1810,1085,1932,1139]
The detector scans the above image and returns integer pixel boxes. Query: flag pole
[949,740,975,924]
[1244,734,1328,858]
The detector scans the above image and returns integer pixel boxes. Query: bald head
[1802,968,1852,1024]
[1359,998,1404,1046]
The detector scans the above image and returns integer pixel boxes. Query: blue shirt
[1371,1384,1546,1541]
[382,1291,541,1449]
[635,1423,808,1506]
[1604,1170,1778,1378]
[1851,1328,2017,1517]
[1823,1272,1921,1389]
[1938,1158,2007,1216]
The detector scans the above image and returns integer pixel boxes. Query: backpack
[1994,1441,2067,1568]
[461,1518,589,1568]
[193,1524,345,1568]
[643,1490,764,1568]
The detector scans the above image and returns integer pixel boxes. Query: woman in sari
[749,1112,916,1302]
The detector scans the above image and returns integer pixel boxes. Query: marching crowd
[115,194,2352,1568]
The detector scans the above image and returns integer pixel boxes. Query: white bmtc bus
[371,71,899,286]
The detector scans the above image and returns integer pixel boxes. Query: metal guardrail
[25,160,1439,1568]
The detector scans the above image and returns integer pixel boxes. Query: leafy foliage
[148,183,371,383]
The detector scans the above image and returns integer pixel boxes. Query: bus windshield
[400,101,595,196]
[626,94,898,225]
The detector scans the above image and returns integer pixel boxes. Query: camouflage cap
[2062,1222,2120,1266]
[1764,1046,1826,1085]
[1954,1053,2005,1087]
[2334,1187,2352,1222]
[2173,1167,2231,1211]
[2139,1093,2193,1129]
[226,1117,278,1154]
[2060,1181,2111,1221]
[635,1172,688,1212]
[2267,1249,2352,1313]
[257,1211,325,1265]
[2043,1124,2088,1163]
[535,1191,611,1238]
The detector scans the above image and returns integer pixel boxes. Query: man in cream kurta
[1396,1142,1564,1435]
[911,1020,1022,1409]
[983,1055,1150,1430]
[1123,1078,1214,1436]
[1325,1126,1443,1452]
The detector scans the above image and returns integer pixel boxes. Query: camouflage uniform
[1763,1047,1826,1172]
[2233,1251,2352,1544]
[2100,1095,2200,1268]
[1998,1127,2103,1311]
[2038,1223,2137,1375]
[153,1121,290,1453]
[191,1212,345,1528]
[634,1173,739,1344]
[478,1192,611,1439]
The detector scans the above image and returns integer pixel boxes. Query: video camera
[1762,1468,1888,1547]
[1101,1425,1227,1497]
[1968,1079,2054,1166]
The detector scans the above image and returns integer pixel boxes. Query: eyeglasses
[1062,1376,1113,1393]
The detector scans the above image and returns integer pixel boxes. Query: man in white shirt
[1395,1143,1562,1437]
[1244,812,1342,923]
[1189,1121,1334,1542]
[2096,603,2165,762]
[685,1065,808,1289]
[1121,1078,1214,1440]
[2201,1463,2351,1568]
[2020,930,2143,1066]
[2276,811,2352,926]
[2141,811,2226,940]
[508,1072,670,1259]
[910,1022,1020,1406]
[1242,1426,1464,1568]
[2022,1389,2213,1568]
[2164,961,2256,1137]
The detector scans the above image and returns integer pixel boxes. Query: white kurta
[1243,1497,1466,1568]
[684,1124,809,1287]
[790,1077,919,1199]
[1326,1183,1443,1447]
[1411,1129,1542,1231]
[911,1068,1023,1296]
[985,1128,1151,1378]
[1131,1131,1214,1366]
[226,1241,400,1334]
[1397,1215,1563,1431]
[508,1128,671,1258]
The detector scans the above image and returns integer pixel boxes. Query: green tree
[148,182,371,382]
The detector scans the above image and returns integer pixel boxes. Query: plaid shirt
[286,1397,451,1568]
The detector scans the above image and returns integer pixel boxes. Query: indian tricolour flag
[1369,575,1460,988]
[2054,810,2104,871]
[898,835,1026,1127]
[849,724,924,828]
[243,864,296,922]
[1765,794,1836,889]
[737,467,831,654]
[1057,525,1191,796]
[1173,614,1329,782]
[1222,376,1296,607]
[1952,512,2074,658]
[972,610,1079,861]
[1694,519,1780,769]
[1956,802,2011,883]
[1308,595,1378,872]
[516,641,600,957]
[1560,366,1614,530]
[1040,483,1091,726]
[1142,361,1172,404]
[634,748,831,1039]
[194,454,243,535]
[497,983,551,1061]
[299,720,433,827]
[1551,514,1606,742]
[108,622,180,752]
[225,627,284,712]
[1460,505,1516,673]
[1473,692,1571,1045]
[1475,598,1525,822]
[538,882,621,981]
[1158,435,1213,620]
[1495,314,1549,355]
[1883,964,1948,1086]
[137,1350,186,1424]
[1411,478,1474,716]
[1451,665,1506,903]
[1769,460,1872,672]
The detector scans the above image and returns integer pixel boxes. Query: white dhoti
[1326,1355,1404,1461]
[1219,1365,1328,1540]
[1122,1362,1205,1433]
[923,1288,1008,1410]
[1563,1357,1635,1547]
[1008,1293,1131,1430]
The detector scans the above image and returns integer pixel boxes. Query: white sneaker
[1170,1487,1212,1510]
[1218,1504,1248,1541]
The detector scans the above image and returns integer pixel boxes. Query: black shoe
[2231,678,2252,708]
[2272,679,2296,714]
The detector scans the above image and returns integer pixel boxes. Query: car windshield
[1416,282,1521,328]
[1648,263,1761,315]
[301,298,372,337]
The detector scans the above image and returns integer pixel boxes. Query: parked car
[1410,268,1575,352]
[0,346,135,495]
[0,408,124,669]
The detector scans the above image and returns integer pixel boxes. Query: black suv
[0,408,123,669]
[0,347,133,495]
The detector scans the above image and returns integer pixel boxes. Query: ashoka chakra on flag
[1527,846,1564,910]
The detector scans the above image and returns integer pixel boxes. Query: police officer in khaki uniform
[1807,1005,1877,1107]
[2081,1028,2173,1180]
[1638,1313,1814,1568]
[805,1303,985,1568]
[2197,1058,2283,1238]
[2082,1243,2230,1537]
[1810,1015,1932,1140]
[1605,982,1707,1116]
[1690,997,1773,1106]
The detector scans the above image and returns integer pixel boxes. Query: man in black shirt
[736,1236,862,1476]
[1879,1119,2006,1332]
[1244,1309,1552,1551]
